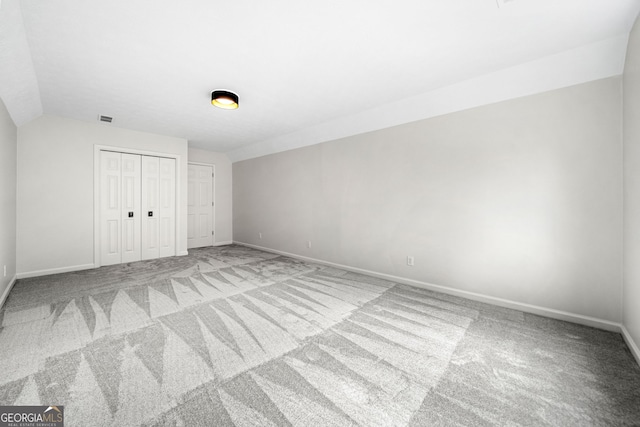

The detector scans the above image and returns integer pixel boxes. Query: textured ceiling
[1,0,639,160]
[0,0,41,126]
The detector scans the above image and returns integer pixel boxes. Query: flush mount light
[211,90,239,110]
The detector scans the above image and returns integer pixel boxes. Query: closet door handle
[128,212,134,218]
[148,211,153,217]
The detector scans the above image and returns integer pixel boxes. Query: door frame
[93,145,182,268]
[187,161,216,246]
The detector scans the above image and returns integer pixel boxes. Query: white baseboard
[622,325,640,367]
[177,251,189,256]
[0,275,17,310]
[16,263,95,280]
[235,241,623,333]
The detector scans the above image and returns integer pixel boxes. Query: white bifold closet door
[100,151,175,266]
[121,154,142,263]
[141,156,176,260]
[141,156,160,260]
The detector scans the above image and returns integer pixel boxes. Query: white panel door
[121,153,141,263]
[187,164,213,249]
[158,157,176,258]
[100,151,122,266]
[141,156,160,260]
[100,151,176,265]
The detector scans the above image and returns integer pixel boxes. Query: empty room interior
[2,0,640,425]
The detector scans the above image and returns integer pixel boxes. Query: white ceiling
[1,0,639,161]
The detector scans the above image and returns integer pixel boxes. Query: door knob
[148,211,153,217]
[128,212,134,218]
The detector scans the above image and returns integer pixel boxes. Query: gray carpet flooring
[0,245,639,426]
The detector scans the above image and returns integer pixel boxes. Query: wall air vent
[99,115,113,123]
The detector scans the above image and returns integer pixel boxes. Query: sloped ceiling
[0,0,42,126]
[1,0,639,161]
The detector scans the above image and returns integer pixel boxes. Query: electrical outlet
[407,256,414,266]
[259,232,262,240]
[307,241,312,248]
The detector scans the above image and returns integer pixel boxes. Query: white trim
[94,145,182,267]
[17,264,95,280]
[0,275,17,310]
[212,164,216,245]
[177,250,189,256]
[235,241,623,333]
[214,241,233,246]
[93,147,100,266]
[622,325,640,367]
[188,161,215,167]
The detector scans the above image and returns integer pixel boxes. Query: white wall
[0,96,16,304]
[234,77,623,323]
[187,147,233,244]
[17,115,188,275]
[623,13,640,360]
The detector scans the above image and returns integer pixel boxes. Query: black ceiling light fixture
[211,90,239,110]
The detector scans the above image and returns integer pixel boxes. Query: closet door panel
[141,156,160,260]
[121,154,141,263]
[159,158,176,258]
[100,151,122,266]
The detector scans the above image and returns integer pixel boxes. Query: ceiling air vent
[99,115,113,123]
